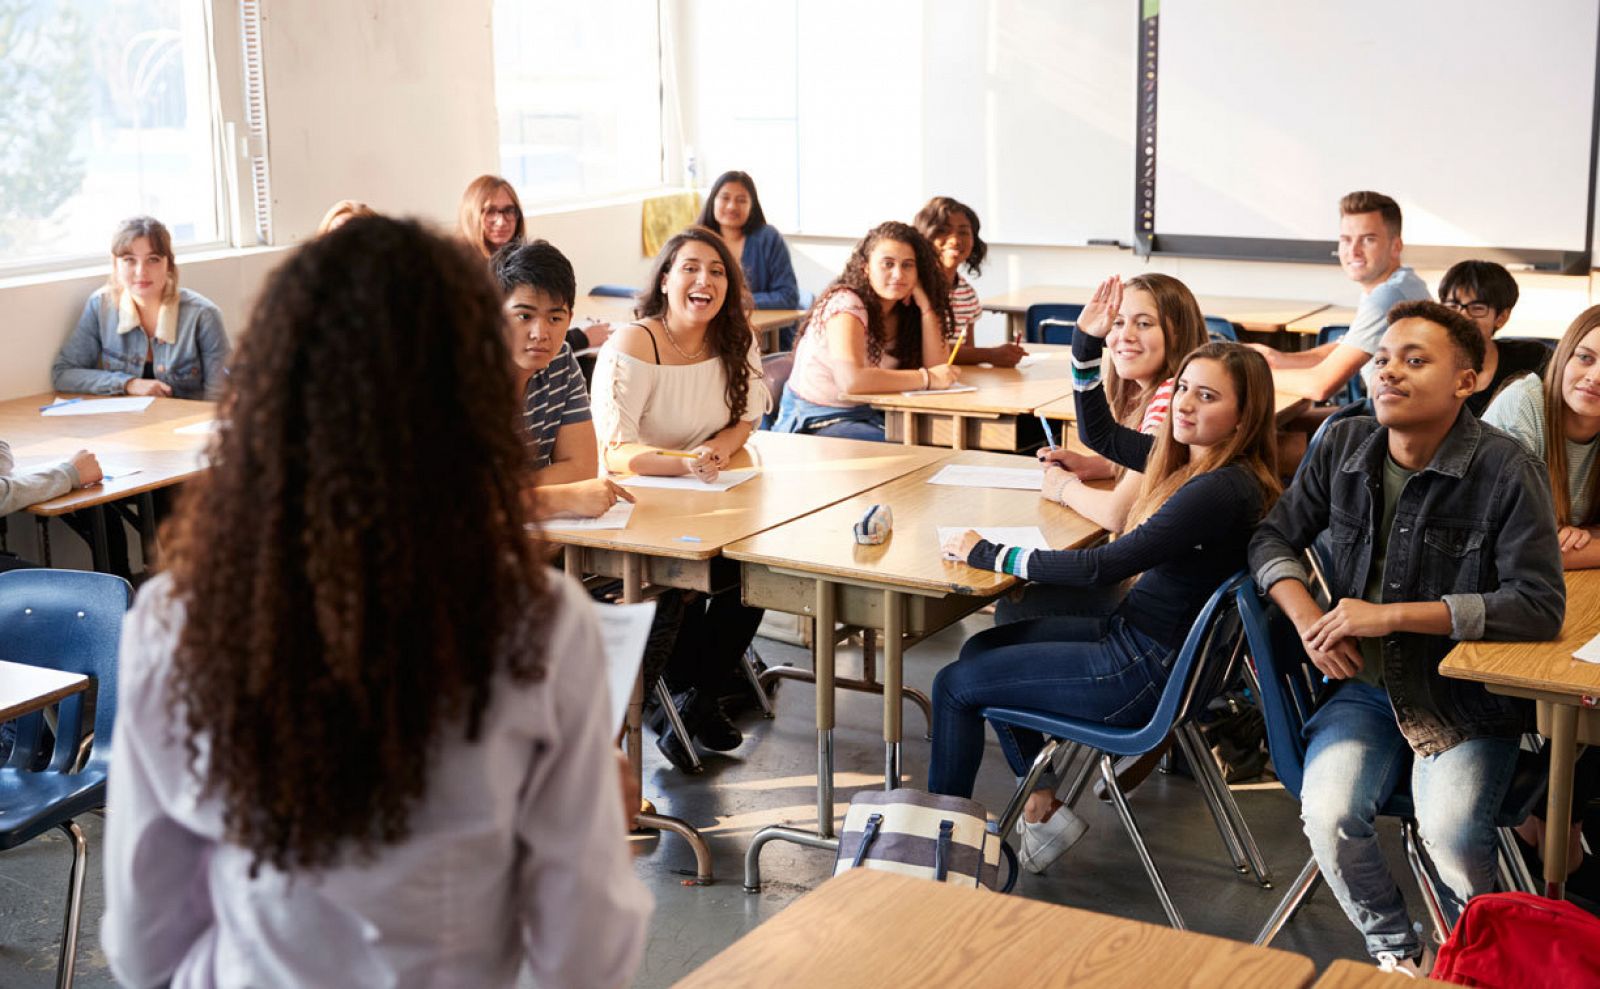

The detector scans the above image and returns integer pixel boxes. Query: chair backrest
[1294,397,1372,485]
[1166,572,1251,729]
[1497,335,1557,353]
[1313,324,1368,406]
[1234,582,1319,800]
[760,351,794,429]
[1025,303,1084,344]
[588,284,637,299]
[1203,315,1238,342]
[0,569,132,773]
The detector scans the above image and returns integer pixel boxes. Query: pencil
[652,450,699,459]
[945,333,963,366]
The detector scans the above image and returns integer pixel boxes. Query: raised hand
[1077,275,1123,340]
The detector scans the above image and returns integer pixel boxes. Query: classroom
[3,1,1599,986]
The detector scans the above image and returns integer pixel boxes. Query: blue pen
[1037,414,1058,451]
[677,535,702,543]
[39,398,82,412]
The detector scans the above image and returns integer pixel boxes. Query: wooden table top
[0,392,216,515]
[1310,959,1455,988]
[1287,305,1357,335]
[540,431,949,560]
[673,869,1317,988]
[843,345,1075,417]
[1034,388,1311,424]
[723,450,1101,597]
[1441,569,1600,699]
[572,295,803,330]
[0,658,90,722]
[981,286,1331,333]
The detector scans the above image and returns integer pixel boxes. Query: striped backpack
[833,789,1018,893]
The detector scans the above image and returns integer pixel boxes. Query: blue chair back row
[1024,303,1083,345]
[1204,315,1238,342]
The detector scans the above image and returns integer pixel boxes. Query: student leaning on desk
[770,220,958,441]
[913,195,1027,368]
[590,225,770,771]
[101,216,648,989]
[0,440,102,571]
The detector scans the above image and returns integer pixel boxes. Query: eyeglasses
[1442,299,1494,318]
[482,205,519,221]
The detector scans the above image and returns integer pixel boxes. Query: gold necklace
[661,313,709,361]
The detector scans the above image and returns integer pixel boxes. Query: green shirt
[1355,454,1418,688]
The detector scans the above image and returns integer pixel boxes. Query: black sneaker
[655,725,701,773]
[689,693,742,752]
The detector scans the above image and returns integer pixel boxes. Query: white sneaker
[1014,806,1088,874]
[1375,951,1423,978]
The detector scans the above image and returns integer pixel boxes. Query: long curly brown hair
[161,216,550,875]
[805,221,953,366]
[635,225,758,426]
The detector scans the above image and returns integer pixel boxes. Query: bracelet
[920,367,931,390]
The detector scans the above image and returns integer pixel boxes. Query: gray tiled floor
[3,614,1433,987]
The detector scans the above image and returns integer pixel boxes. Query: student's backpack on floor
[1431,891,1600,987]
[833,789,1019,893]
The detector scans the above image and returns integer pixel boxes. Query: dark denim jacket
[1249,410,1565,755]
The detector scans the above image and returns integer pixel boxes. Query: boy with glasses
[1437,260,1548,415]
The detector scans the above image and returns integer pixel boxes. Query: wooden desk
[981,285,1330,341]
[0,392,216,570]
[843,345,1075,451]
[547,431,950,882]
[726,450,1102,889]
[1035,389,1313,431]
[0,659,89,722]
[1287,305,1356,337]
[675,869,1318,988]
[1441,568,1600,899]
[1310,959,1454,988]
[572,296,804,353]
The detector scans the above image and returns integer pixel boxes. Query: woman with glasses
[1438,260,1548,416]
[458,174,525,259]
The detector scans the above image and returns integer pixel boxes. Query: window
[0,0,229,271]
[493,0,664,206]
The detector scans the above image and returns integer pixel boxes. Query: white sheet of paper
[40,396,155,417]
[174,420,220,435]
[619,468,757,492]
[591,599,658,731]
[1016,352,1071,368]
[900,384,979,397]
[927,464,1044,491]
[542,500,635,530]
[1572,632,1600,664]
[937,526,1050,560]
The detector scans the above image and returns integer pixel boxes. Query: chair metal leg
[1060,743,1097,809]
[1099,754,1185,929]
[653,679,703,772]
[55,819,88,989]
[636,811,715,885]
[741,648,775,718]
[1174,724,1250,875]
[1254,855,1321,946]
[1178,722,1273,887]
[743,826,840,893]
[1401,819,1451,944]
[995,740,1063,839]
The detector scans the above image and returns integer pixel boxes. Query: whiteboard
[1153,0,1599,255]
[688,0,1136,247]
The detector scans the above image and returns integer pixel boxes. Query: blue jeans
[769,386,885,442]
[927,613,1171,798]
[1300,680,1517,960]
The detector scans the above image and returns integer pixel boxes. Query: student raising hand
[1076,275,1123,339]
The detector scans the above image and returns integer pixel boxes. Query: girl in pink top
[772,221,958,441]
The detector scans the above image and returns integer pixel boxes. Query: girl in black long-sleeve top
[927,277,1281,869]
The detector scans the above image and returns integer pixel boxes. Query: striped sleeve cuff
[1071,352,1102,393]
[988,544,1035,579]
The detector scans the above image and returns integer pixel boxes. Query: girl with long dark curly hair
[102,216,649,989]
[912,196,1027,369]
[771,220,957,441]
[590,225,770,770]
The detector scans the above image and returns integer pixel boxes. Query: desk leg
[883,589,903,789]
[815,579,837,835]
[1007,312,1025,343]
[36,517,52,566]
[1544,702,1578,899]
[89,507,110,574]
[137,491,159,568]
[901,410,916,447]
[950,415,967,451]
[563,545,581,575]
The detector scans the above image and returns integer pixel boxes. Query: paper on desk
[40,396,154,416]
[542,500,635,530]
[1015,352,1070,368]
[900,384,979,397]
[96,463,144,483]
[937,526,1050,560]
[591,599,658,731]
[174,420,220,435]
[927,464,1044,491]
[1572,632,1600,664]
[619,468,757,492]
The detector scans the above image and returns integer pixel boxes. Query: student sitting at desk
[933,340,1281,873]
[697,170,799,311]
[492,239,632,519]
[1250,301,1564,976]
[591,226,770,770]
[913,196,1026,368]
[457,174,524,260]
[1438,259,1548,416]
[53,216,230,401]
[101,216,649,989]
[0,441,101,571]
[771,221,957,440]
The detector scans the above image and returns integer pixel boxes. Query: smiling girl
[931,340,1280,872]
[696,170,799,310]
[771,221,957,441]
[912,196,1026,368]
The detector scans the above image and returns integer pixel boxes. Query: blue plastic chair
[1234,583,1544,947]
[588,284,636,299]
[0,569,132,988]
[1314,324,1367,407]
[982,572,1268,928]
[1204,315,1238,342]
[1024,303,1083,345]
